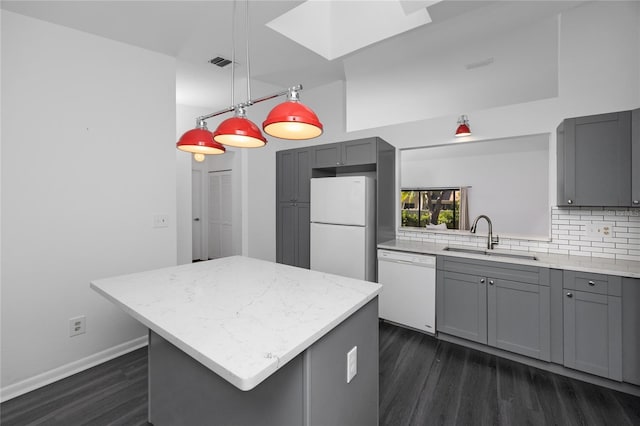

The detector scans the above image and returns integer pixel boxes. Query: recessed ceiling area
[1,1,587,112]
[266,0,436,60]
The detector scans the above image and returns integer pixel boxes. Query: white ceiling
[1,1,584,110]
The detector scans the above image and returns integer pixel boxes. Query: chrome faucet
[470,215,499,249]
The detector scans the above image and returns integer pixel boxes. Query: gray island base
[90,257,382,426]
[148,298,379,426]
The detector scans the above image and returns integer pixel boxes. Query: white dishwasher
[377,249,436,334]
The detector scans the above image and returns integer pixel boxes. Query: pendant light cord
[230,0,237,108]
[245,0,252,104]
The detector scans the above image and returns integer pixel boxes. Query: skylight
[266,0,436,61]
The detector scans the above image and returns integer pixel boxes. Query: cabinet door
[487,279,550,361]
[295,204,310,269]
[437,270,487,344]
[312,144,341,168]
[622,277,640,385]
[563,289,622,380]
[294,149,311,203]
[277,202,298,266]
[631,108,639,207]
[277,151,296,203]
[277,149,311,203]
[558,111,631,206]
[342,139,377,166]
[276,203,310,269]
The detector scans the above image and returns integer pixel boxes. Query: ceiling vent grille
[209,56,232,68]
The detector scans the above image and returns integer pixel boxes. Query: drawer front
[573,275,608,295]
[563,270,622,296]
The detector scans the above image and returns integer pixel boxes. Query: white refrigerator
[310,176,376,282]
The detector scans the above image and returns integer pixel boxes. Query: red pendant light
[263,87,323,140]
[455,115,471,137]
[177,120,226,154]
[213,106,267,148]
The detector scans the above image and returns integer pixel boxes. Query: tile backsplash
[396,207,640,262]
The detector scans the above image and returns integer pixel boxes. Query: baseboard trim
[1,335,148,403]
[437,332,640,397]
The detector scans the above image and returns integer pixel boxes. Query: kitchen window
[401,188,462,229]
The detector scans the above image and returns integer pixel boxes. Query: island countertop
[90,256,381,391]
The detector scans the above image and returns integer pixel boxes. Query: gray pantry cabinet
[436,256,551,361]
[557,108,640,207]
[276,148,312,268]
[563,270,622,381]
[276,137,395,269]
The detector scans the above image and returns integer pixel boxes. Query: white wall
[1,11,177,398]
[243,1,640,263]
[344,15,560,131]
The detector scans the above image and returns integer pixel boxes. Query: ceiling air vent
[209,56,232,68]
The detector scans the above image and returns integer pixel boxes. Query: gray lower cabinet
[562,271,622,381]
[437,270,487,344]
[622,277,640,385]
[488,278,551,361]
[437,256,551,361]
[277,202,310,268]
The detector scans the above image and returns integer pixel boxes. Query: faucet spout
[470,215,499,249]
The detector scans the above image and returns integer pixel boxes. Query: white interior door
[208,170,233,259]
[192,170,203,261]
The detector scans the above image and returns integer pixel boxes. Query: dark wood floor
[3,322,640,425]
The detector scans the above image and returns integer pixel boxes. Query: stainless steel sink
[443,246,538,261]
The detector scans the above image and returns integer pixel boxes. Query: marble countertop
[90,256,381,391]
[378,239,640,278]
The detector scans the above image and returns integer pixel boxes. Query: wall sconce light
[455,115,471,137]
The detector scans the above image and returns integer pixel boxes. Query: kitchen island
[91,256,381,426]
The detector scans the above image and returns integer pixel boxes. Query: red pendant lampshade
[177,124,226,155]
[455,115,471,137]
[213,107,267,148]
[263,89,323,140]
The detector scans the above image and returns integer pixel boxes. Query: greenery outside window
[401,188,461,229]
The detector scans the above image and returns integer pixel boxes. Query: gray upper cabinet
[632,109,640,207]
[562,271,622,381]
[277,148,311,203]
[557,109,636,207]
[437,256,551,361]
[311,138,377,168]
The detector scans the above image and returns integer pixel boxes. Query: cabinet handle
[633,200,639,205]
[588,280,595,286]
[480,278,485,284]
[566,292,573,298]
[489,280,494,285]
[567,199,573,204]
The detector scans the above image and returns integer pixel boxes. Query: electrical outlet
[69,315,86,337]
[586,222,613,237]
[347,346,357,383]
[153,214,169,228]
